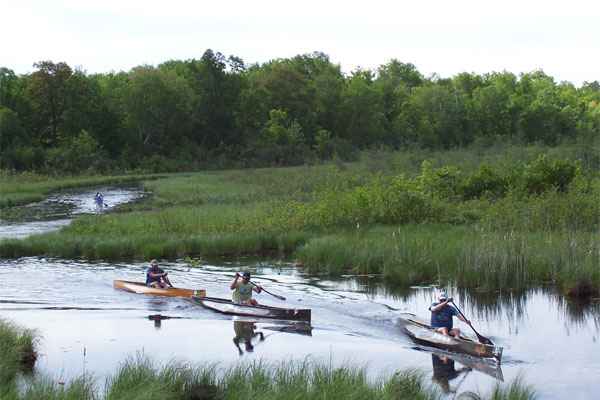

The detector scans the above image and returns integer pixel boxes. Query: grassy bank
[0,319,37,386]
[1,144,598,297]
[0,354,536,400]
[296,225,599,293]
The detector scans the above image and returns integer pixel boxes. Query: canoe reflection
[232,320,313,355]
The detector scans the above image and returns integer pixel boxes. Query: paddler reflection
[431,354,471,394]
[233,321,265,355]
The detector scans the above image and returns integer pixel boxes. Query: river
[0,187,598,399]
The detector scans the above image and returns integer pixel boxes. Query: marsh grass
[489,376,537,400]
[0,172,161,208]
[0,319,37,385]
[1,145,598,296]
[101,356,443,400]
[0,353,538,400]
[296,225,599,293]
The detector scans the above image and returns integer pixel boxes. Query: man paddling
[230,272,262,305]
[429,291,470,338]
[146,259,173,288]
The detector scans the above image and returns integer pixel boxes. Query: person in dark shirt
[146,259,173,288]
[429,291,470,337]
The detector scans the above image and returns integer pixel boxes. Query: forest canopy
[1,50,599,173]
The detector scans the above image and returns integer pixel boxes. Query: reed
[0,354,538,400]
[0,319,37,385]
[296,225,599,295]
[489,376,537,400]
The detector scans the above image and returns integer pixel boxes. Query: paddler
[429,290,470,337]
[230,271,262,305]
[146,259,173,288]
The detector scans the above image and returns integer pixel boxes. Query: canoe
[113,280,206,298]
[190,296,311,322]
[398,313,503,362]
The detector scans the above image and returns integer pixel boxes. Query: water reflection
[431,354,472,394]
[233,321,265,355]
[148,314,169,329]
[2,258,600,399]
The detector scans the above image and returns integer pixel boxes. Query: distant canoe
[398,313,503,362]
[191,296,311,322]
[113,280,206,298]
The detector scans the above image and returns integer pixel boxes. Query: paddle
[249,280,286,301]
[234,273,286,301]
[450,300,494,346]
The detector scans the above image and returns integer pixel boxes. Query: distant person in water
[429,290,470,337]
[230,272,262,305]
[94,192,104,212]
[146,259,173,288]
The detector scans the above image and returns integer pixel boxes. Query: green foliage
[461,164,507,200]
[46,130,105,173]
[1,149,598,294]
[2,52,600,171]
[0,319,37,385]
[519,154,580,194]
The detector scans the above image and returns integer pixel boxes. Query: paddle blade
[477,334,494,346]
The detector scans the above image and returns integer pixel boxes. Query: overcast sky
[2,0,599,85]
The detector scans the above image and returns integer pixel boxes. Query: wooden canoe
[190,296,311,322]
[113,280,206,298]
[398,313,503,362]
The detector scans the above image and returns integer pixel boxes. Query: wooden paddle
[450,301,494,345]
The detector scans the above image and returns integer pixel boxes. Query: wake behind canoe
[191,296,311,322]
[399,313,503,362]
[113,280,206,298]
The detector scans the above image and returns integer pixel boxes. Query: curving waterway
[0,187,599,399]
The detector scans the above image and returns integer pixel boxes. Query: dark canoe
[398,313,503,362]
[191,296,311,322]
[114,280,206,298]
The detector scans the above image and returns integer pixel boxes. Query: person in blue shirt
[146,259,173,288]
[94,192,105,212]
[429,291,470,337]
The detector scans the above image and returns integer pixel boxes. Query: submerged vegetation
[0,350,537,400]
[1,143,598,297]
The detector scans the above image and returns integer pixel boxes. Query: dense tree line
[1,50,599,172]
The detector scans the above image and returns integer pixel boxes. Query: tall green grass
[296,225,599,294]
[0,319,37,385]
[0,353,538,400]
[1,145,598,297]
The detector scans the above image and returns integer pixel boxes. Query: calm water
[0,188,599,399]
[0,186,145,239]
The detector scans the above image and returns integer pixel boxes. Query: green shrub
[461,164,507,200]
[519,154,580,194]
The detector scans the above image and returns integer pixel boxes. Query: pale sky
[2,0,599,85]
